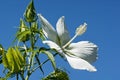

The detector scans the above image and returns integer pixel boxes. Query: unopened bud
[19,19,27,31]
[17,19,30,42]
[2,47,25,73]
[24,0,37,22]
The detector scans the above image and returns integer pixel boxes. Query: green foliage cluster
[0,0,69,80]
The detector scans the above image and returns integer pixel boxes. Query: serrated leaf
[41,50,56,70]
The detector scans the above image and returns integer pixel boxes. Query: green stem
[20,72,25,80]
[25,72,31,80]
[26,22,34,80]
[30,53,58,74]
[16,74,19,80]
[35,55,44,74]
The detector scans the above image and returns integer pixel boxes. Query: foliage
[0,0,69,80]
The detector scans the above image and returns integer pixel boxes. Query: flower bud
[24,0,37,22]
[2,47,25,73]
[17,19,30,42]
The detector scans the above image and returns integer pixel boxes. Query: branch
[30,53,58,74]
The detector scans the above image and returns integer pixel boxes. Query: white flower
[38,14,98,72]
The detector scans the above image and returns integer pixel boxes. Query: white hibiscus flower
[38,14,98,72]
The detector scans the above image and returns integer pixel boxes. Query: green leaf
[41,50,56,70]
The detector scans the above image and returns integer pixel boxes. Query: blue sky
[0,0,120,80]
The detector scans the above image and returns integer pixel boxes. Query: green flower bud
[24,0,37,22]
[2,47,26,73]
[42,69,69,80]
[17,19,30,42]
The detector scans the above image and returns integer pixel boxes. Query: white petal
[66,41,98,63]
[43,40,60,50]
[38,14,59,43]
[43,40,66,58]
[56,16,70,46]
[65,55,97,72]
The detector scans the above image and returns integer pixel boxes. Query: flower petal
[43,40,60,50]
[38,14,59,43]
[56,16,70,46]
[43,40,66,58]
[43,40,63,54]
[65,55,97,72]
[66,41,98,63]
